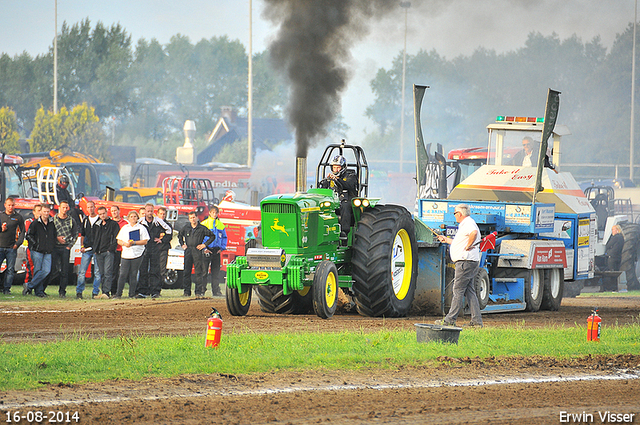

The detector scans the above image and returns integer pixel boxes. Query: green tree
[28,104,108,160]
[0,107,21,153]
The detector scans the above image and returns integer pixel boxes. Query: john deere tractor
[225,141,418,319]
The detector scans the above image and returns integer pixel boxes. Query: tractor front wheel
[312,260,338,319]
[255,285,313,314]
[226,285,252,316]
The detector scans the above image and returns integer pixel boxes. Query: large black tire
[475,268,490,310]
[494,268,543,311]
[312,260,339,319]
[226,285,252,316]
[620,222,640,290]
[540,268,564,311]
[163,269,184,290]
[352,205,417,317]
[255,285,313,314]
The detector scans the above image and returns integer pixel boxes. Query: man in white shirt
[436,204,483,327]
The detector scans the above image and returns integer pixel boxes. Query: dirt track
[1,293,640,424]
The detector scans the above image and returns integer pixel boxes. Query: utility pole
[631,0,637,181]
[399,1,410,173]
[53,0,58,113]
[247,0,253,168]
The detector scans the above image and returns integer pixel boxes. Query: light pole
[399,1,410,173]
[53,0,58,113]
[247,0,253,168]
[631,0,637,181]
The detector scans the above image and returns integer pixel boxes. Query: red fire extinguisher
[205,308,223,348]
[587,308,601,342]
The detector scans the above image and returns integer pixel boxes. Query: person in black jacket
[24,204,57,297]
[76,201,101,299]
[603,224,624,292]
[0,197,25,294]
[178,211,215,298]
[156,207,173,288]
[319,154,358,238]
[93,206,121,298]
[136,203,171,298]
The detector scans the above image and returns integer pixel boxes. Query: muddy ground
[1,292,640,424]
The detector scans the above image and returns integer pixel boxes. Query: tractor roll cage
[162,176,217,206]
[316,140,369,198]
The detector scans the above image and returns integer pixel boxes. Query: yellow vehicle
[117,186,163,204]
[19,150,121,198]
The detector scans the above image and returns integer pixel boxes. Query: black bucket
[415,323,462,344]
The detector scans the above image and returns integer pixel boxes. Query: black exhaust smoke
[264,0,397,158]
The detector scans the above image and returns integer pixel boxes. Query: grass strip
[1,323,639,391]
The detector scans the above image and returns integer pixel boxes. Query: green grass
[1,323,639,391]
[577,290,640,298]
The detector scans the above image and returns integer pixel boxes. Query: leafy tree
[28,103,108,160]
[0,107,21,153]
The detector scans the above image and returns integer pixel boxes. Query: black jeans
[95,251,114,295]
[117,255,144,298]
[51,246,71,295]
[183,248,208,295]
[110,250,121,296]
[137,248,162,296]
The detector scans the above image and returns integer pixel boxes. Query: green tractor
[225,141,418,319]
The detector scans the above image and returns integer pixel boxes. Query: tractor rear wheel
[352,205,417,317]
[312,260,338,319]
[540,268,564,311]
[255,285,313,314]
[226,285,252,316]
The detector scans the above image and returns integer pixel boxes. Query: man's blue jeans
[76,251,101,295]
[29,251,51,296]
[0,247,18,292]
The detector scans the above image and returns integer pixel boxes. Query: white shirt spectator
[449,216,481,262]
[117,223,150,259]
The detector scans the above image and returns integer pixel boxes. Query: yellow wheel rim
[392,228,413,300]
[325,271,337,309]
[238,290,250,306]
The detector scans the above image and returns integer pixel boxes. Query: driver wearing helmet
[56,175,74,206]
[319,154,358,238]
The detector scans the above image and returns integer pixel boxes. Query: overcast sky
[0,0,636,142]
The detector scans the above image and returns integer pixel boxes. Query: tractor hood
[448,165,594,215]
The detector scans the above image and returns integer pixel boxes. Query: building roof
[196,115,292,165]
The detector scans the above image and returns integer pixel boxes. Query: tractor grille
[262,203,297,214]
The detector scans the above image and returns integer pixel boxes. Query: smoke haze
[264,0,397,157]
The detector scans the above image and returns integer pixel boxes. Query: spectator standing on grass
[23,204,42,292]
[109,205,128,296]
[24,204,56,297]
[136,204,171,299]
[114,211,149,298]
[179,211,215,298]
[201,205,227,297]
[0,197,25,295]
[156,207,173,288]
[51,200,79,298]
[76,201,101,299]
[435,203,483,328]
[93,206,120,298]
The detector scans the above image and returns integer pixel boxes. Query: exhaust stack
[295,157,307,193]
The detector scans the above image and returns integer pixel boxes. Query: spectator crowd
[1,197,227,300]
